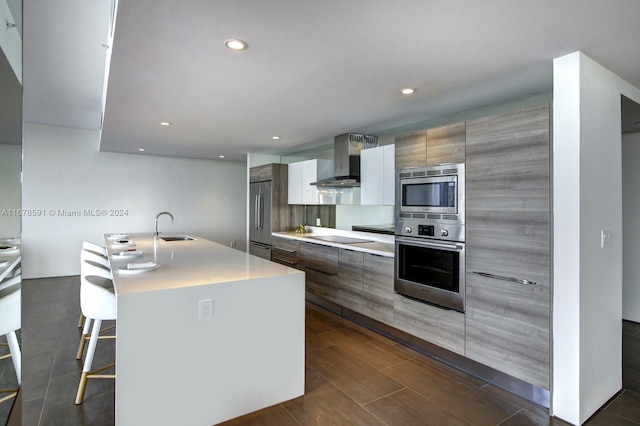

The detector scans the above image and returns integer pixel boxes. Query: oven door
[395,236,465,312]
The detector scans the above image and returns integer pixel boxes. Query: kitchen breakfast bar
[105,233,305,425]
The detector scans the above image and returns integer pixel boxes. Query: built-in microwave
[395,163,465,237]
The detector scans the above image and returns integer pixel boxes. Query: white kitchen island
[105,233,305,426]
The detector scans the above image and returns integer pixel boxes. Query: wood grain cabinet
[271,236,300,269]
[395,122,465,170]
[363,253,394,326]
[300,241,340,304]
[395,130,427,169]
[393,294,465,355]
[338,249,364,314]
[426,122,466,165]
[465,103,551,390]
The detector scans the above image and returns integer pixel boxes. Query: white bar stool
[76,249,114,360]
[78,241,110,328]
[75,258,117,404]
[0,283,21,404]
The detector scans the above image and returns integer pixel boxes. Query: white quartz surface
[273,226,395,257]
[106,233,302,295]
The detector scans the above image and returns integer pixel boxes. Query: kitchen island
[105,233,305,426]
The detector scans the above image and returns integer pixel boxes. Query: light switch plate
[198,299,213,320]
[601,229,612,249]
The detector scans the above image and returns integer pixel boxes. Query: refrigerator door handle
[254,194,259,230]
[258,194,264,230]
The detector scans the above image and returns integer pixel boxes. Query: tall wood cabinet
[464,104,551,390]
[249,163,292,233]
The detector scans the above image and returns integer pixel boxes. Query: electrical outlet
[198,299,213,320]
[230,241,236,248]
[601,229,612,249]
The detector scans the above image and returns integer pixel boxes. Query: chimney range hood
[311,133,378,187]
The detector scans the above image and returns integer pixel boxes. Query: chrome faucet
[154,211,174,236]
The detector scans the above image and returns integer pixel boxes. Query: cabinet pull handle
[472,271,539,286]
[273,247,296,253]
[304,265,338,277]
[273,257,296,266]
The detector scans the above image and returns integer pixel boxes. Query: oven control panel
[397,220,465,242]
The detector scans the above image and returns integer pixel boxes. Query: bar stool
[75,258,117,404]
[78,241,109,328]
[76,249,114,360]
[0,283,21,404]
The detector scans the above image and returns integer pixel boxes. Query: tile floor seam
[495,408,525,426]
[360,386,408,407]
[281,403,304,426]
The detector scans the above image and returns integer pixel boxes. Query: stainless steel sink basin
[159,235,195,241]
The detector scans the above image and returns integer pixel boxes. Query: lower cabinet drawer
[271,237,300,269]
[393,294,465,356]
[305,267,340,305]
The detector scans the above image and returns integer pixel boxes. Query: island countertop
[104,232,305,425]
[106,232,302,296]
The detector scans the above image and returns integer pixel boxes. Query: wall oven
[395,236,465,312]
[395,163,466,312]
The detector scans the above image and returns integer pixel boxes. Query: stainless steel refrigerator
[249,180,273,259]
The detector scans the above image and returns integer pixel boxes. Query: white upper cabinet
[287,159,333,204]
[361,145,395,205]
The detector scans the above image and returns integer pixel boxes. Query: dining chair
[78,241,110,329]
[75,258,117,404]
[0,283,21,404]
[76,250,114,360]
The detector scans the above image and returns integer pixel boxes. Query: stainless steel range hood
[311,133,378,187]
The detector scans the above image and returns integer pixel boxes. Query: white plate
[0,245,17,251]
[4,237,20,243]
[107,233,129,240]
[118,264,159,274]
[0,260,8,267]
[111,250,143,259]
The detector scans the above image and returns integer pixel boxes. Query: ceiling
[21,0,640,162]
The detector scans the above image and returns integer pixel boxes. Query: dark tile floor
[2,276,639,425]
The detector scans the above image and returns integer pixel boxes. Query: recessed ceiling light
[272,136,280,140]
[224,39,248,51]
[160,121,171,126]
[138,148,145,152]
[219,155,225,159]
[400,88,416,95]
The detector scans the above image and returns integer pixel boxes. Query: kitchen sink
[159,235,195,241]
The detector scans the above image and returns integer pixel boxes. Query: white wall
[622,131,640,322]
[553,52,640,425]
[0,144,21,237]
[22,123,247,278]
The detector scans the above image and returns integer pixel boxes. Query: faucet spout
[154,211,174,236]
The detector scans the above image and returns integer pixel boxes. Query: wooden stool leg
[77,312,84,328]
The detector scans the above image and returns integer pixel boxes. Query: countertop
[106,232,303,295]
[273,226,395,257]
